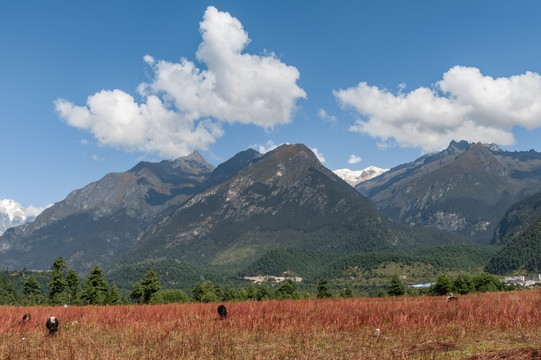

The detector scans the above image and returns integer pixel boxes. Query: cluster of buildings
[503,274,541,287]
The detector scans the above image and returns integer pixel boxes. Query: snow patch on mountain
[0,199,49,235]
[333,166,389,187]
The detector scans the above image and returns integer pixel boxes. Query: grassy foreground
[2,290,541,359]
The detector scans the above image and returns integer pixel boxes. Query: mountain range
[333,167,388,187]
[1,144,428,274]
[0,199,47,235]
[2,141,541,284]
[357,140,541,243]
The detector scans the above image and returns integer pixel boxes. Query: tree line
[0,257,518,306]
[0,257,350,306]
[386,272,509,297]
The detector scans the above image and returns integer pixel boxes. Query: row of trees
[0,257,162,306]
[387,272,508,297]
[189,278,352,303]
[0,256,516,306]
[0,256,350,305]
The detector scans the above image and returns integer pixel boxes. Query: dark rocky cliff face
[357,141,541,243]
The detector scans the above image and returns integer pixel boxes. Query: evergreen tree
[130,281,144,303]
[274,279,299,300]
[431,274,455,295]
[246,283,257,300]
[66,269,81,305]
[454,274,475,295]
[213,283,224,301]
[317,278,333,299]
[109,282,121,304]
[140,270,161,304]
[150,289,189,304]
[256,284,269,301]
[48,257,68,304]
[23,275,41,304]
[237,288,248,301]
[388,275,405,296]
[473,273,505,293]
[339,285,354,298]
[192,281,219,303]
[0,274,18,305]
[82,265,109,305]
[223,285,238,301]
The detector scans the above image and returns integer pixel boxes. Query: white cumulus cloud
[348,154,362,164]
[253,140,281,154]
[334,66,541,152]
[55,6,305,158]
[310,147,326,164]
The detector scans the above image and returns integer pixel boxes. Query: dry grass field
[2,290,541,359]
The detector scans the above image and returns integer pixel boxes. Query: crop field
[2,290,541,359]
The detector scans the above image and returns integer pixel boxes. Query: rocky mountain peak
[0,199,46,235]
[333,167,389,187]
[357,140,541,242]
[172,151,215,173]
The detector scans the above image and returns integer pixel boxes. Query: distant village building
[503,274,541,287]
[504,275,525,283]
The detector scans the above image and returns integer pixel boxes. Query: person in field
[46,316,59,336]
[217,304,227,320]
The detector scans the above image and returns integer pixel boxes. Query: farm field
[2,290,541,359]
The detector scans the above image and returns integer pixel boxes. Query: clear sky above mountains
[2,1,541,208]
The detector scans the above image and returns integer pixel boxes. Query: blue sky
[2,1,541,209]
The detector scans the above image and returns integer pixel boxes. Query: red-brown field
[2,290,541,359]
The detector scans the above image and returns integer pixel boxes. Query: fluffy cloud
[348,154,362,164]
[335,66,541,152]
[55,6,305,158]
[253,140,280,154]
[310,147,326,163]
[318,108,337,123]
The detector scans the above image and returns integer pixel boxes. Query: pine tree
[192,281,218,303]
[109,282,121,304]
[339,285,354,298]
[274,279,299,300]
[388,275,405,296]
[317,278,333,299]
[246,283,257,300]
[140,270,160,304]
[66,269,81,305]
[23,275,41,297]
[130,281,144,303]
[454,274,475,295]
[48,257,68,304]
[431,274,454,295]
[82,265,109,305]
[0,274,18,305]
[256,284,269,301]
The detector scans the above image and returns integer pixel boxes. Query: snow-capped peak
[0,199,49,235]
[333,166,389,187]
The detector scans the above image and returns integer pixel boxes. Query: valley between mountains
[2,141,541,293]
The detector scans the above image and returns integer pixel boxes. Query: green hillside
[485,218,541,274]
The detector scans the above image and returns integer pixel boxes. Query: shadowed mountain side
[485,192,541,274]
